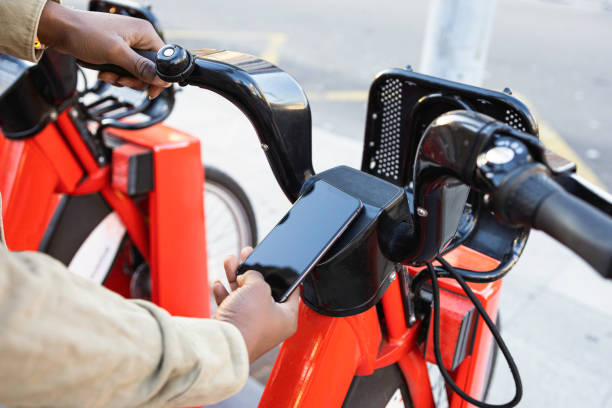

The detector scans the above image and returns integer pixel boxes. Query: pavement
[164,87,612,407]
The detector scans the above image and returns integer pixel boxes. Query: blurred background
[150,0,612,190]
[65,0,612,406]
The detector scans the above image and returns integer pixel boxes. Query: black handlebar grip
[494,164,561,227]
[534,190,612,279]
[76,49,157,78]
[496,164,612,278]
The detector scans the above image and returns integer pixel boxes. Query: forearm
[0,247,248,407]
[0,0,59,62]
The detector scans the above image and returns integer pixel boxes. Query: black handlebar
[77,50,157,79]
[81,50,611,279]
[496,164,612,278]
[78,45,315,203]
[413,110,612,279]
[535,189,612,278]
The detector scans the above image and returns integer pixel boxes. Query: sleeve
[0,198,249,407]
[0,0,60,62]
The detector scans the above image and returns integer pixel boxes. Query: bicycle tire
[40,166,257,300]
[342,364,413,408]
[203,166,258,288]
[482,313,501,401]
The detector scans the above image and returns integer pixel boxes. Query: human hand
[213,247,300,363]
[37,2,169,99]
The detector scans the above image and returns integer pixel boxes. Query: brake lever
[485,122,577,175]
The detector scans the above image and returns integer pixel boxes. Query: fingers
[223,247,256,291]
[148,85,165,100]
[279,289,300,337]
[283,288,301,313]
[121,21,169,95]
[223,254,240,291]
[128,20,166,55]
[113,45,169,91]
[98,72,148,91]
[236,269,265,287]
[240,246,253,262]
[98,72,120,86]
[212,281,230,305]
[116,77,147,90]
[130,47,168,86]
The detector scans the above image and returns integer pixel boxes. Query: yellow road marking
[538,122,605,189]
[260,33,286,65]
[513,92,605,190]
[308,90,369,102]
[164,29,287,65]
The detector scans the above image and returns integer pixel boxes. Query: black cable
[425,257,522,408]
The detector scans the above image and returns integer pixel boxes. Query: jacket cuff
[22,0,60,62]
[168,317,250,406]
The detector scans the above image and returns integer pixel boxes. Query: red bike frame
[0,108,504,407]
[260,248,502,408]
[1,105,503,408]
[0,108,210,318]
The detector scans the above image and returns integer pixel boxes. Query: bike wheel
[342,364,412,408]
[482,313,500,401]
[203,166,258,288]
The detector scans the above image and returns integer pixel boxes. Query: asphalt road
[144,0,612,189]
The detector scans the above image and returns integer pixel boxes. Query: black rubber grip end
[494,164,560,226]
[535,191,612,278]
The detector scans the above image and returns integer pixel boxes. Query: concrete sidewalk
[166,87,612,407]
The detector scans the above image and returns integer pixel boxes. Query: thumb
[282,288,300,314]
[237,270,265,287]
[119,45,169,87]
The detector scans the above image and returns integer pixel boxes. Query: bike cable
[424,256,522,408]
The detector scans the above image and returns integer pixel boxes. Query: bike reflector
[112,143,154,196]
[422,286,478,370]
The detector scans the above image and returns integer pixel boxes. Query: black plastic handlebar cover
[534,189,612,278]
[78,47,315,202]
[185,49,314,202]
[496,164,612,278]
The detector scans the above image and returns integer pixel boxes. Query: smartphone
[237,180,363,302]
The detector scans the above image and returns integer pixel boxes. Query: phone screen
[237,180,363,302]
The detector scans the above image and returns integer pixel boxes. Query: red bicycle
[81,42,611,408]
[0,31,257,319]
[3,2,611,408]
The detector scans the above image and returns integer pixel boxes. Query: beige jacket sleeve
[0,195,249,407]
[0,0,55,62]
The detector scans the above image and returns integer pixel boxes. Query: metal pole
[420,0,498,86]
